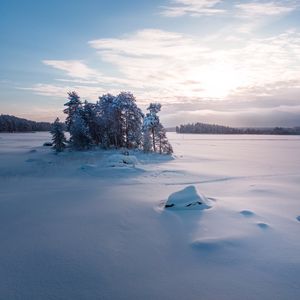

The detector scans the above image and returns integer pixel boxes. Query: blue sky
[1,0,300,126]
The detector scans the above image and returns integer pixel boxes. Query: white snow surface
[0,132,300,299]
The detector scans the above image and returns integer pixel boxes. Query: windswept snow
[0,132,300,300]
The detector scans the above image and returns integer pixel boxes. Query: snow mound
[165,185,211,210]
[107,154,138,167]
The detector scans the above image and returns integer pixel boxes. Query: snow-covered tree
[142,128,152,153]
[69,112,92,150]
[98,92,143,148]
[59,91,172,153]
[143,103,173,154]
[82,100,102,145]
[97,93,117,147]
[64,91,82,131]
[113,92,144,149]
[51,117,66,152]
[156,123,173,154]
[143,103,161,152]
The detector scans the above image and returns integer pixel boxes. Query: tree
[97,93,117,147]
[114,92,144,149]
[64,91,82,131]
[69,112,92,150]
[142,127,152,153]
[82,100,102,145]
[51,117,66,152]
[143,103,172,154]
[98,93,144,149]
[156,124,173,154]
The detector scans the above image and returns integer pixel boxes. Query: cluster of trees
[176,123,242,134]
[0,115,51,132]
[176,122,300,135]
[51,91,173,154]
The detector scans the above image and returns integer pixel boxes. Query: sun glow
[190,63,246,99]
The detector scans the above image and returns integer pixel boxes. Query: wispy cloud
[236,1,298,18]
[161,0,225,17]
[43,60,100,79]
[20,83,106,99]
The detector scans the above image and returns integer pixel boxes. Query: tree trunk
[152,127,156,152]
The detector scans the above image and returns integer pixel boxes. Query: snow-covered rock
[165,185,211,210]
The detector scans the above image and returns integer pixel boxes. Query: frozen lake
[0,132,300,299]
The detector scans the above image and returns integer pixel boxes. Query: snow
[106,154,138,167]
[165,185,211,210]
[0,132,300,299]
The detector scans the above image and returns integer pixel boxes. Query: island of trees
[176,122,300,135]
[51,91,173,154]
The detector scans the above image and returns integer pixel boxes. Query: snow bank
[165,185,211,210]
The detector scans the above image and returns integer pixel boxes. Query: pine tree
[69,112,92,150]
[82,100,102,145]
[114,92,144,149]
[142,127,152,152]
[51,117,66,152]
[64,91,82,131]
[156,123,173,154]
[143,103,173,154]
[97,94,117,147]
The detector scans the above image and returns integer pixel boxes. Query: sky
[1,0,300,127]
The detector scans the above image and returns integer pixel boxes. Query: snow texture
[107,154,138,167]
[0,132,300,300]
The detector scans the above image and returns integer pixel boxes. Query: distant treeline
[0,114,52,132]
[176,122,300,135]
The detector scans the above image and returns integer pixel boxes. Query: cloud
[235,1,298,18]
[89,29,212,99]
[26,25,300,126]
[43,60,100,79]
[20,83,106,99]
[89,28,300,100]
[161,0,225,17]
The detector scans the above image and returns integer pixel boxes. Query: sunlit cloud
[89,28,300,100]
[161,0,225,17]
[235,1,298,18]
[23,17,300,126]
[26,27,300,109]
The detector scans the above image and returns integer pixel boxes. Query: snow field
[0,132,300,299]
